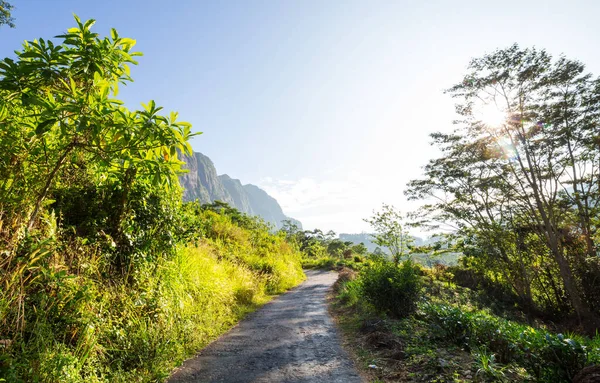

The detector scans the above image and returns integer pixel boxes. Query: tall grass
[0,208,304,382]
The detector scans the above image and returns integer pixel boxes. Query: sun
[477,103,507,127]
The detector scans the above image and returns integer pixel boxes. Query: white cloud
[258,173,423,233]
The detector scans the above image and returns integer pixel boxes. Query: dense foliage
[335,264,600,382]
[0,1,14,28]
[0,18,304,382]
[359,260,422,318]
[407,45,600,332]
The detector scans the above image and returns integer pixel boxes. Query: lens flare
[497,136,517,160]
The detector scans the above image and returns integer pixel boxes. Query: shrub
[360,260,422,318]
[421,302,595,382]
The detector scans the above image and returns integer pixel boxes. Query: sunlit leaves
[407,45,600,322]
[0,15,199,231]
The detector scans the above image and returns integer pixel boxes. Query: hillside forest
[1,12,600,383]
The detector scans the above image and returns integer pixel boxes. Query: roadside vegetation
[334,262,600,382]
[327,45,600,382]
[290,207,461,271]
[281,220,373,271]
[0,18,304,382]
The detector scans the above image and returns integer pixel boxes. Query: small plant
[474,348,507,382]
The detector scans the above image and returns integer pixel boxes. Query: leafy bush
[421,302,595,382]
[360,260,422,318]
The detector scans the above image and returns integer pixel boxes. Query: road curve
[168,269,363,383]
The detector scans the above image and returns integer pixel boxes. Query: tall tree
[407,45,600,329]
[0,16,196,246]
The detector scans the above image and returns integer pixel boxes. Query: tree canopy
[406,44,600,330]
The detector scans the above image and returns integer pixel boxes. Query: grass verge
[1,209,305,382]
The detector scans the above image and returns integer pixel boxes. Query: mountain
[218,174,254,214]
[179,152,301,229]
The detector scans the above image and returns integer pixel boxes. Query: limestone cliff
[179,152,301,229]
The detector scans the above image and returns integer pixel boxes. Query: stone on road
[168,269,363,383]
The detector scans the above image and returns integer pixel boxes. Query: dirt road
[168,269,363,383]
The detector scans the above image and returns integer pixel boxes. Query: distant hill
[338,233,430,253]
[339,232,460,266]
[338,233,380,252]
[179,152,301,229]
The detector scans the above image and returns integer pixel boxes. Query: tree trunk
[547,233,598,333]
[27,143,76,231]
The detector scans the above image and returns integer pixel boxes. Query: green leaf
[73,14,83,28]
[35,119,57,135]
[0,61,11,71]
[120,38,136,49]
[83,19,96,31]
[19,52,41,59]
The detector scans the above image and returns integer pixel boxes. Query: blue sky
[2,0,600,233]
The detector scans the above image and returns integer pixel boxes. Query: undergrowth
[301,255,370,271]
[0,207,304,382]
[333,261,600,382]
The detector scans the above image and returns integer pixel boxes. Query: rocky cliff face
[242,183,301,229]
[180,152,233,205]
[180,152,301,229]
[219,174,254,215]
[179,152,211,203]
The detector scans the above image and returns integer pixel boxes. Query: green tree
[326,239,353,258]
[0,1,14,28]
[304,240,327,258]
[351,242,368,256]
[406,45,600,329]
[0,16,196,243]
[364,204,412,265]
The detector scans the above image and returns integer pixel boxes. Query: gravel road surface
[167,269,363,383]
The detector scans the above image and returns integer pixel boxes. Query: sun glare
[477,103,507,127]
